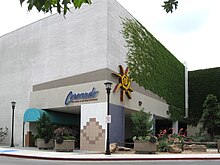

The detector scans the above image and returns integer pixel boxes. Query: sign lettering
[65,87,98,105]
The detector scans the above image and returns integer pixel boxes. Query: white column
[172,120,179,134]
[184,61,189,118]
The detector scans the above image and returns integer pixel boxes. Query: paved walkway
[0,146,220,161]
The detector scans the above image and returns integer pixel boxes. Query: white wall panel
[81,102,107,130]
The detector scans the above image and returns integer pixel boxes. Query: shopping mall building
[0,0,184,151]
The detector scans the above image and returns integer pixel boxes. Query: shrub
[54,127,76,144]
[133,135,157,143]
[157,128,186,152]
[0,127,8,142]
[157,140,169,152]
[131,108,153,137]
[131,108,157,143]
[189,133,212,142]
[200,94,220,138]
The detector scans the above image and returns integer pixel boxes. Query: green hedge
[188,67,220,126]
[122,18,185,121]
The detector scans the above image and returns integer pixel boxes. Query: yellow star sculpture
[112,65,133,101]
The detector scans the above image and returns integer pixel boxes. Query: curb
[1,153,220,161]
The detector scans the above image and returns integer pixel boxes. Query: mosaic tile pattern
[80,118,105,151]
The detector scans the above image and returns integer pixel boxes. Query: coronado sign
[65,87,99,105]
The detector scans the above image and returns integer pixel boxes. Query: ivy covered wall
[188,67,220,126]
[122,18,185,121]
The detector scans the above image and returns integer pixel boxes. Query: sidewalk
[0,146,220,161]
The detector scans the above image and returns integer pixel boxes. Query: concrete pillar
[172,120,179,134]
[184,62,189,118]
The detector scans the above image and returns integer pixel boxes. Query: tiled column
[80,103,107,151]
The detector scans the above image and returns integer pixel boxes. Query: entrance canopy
[23,108,79,126]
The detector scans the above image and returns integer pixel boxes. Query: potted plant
[54,127,76,152]
[35,113,54,149]
[131,108,157,153]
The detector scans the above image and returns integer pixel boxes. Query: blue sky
[0,0,219,71]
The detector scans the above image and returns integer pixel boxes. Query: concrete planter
[36,139,54,149]
[55,140,75,152]
[134,140,157,154]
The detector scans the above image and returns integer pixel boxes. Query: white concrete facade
[0,0,170,147]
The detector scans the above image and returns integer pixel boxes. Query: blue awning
[23,108,79,126]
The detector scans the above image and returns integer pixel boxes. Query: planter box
[134,140,157,154]
[55,140,75,152]
[36,139,54,149]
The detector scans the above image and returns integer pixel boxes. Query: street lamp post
[10,101,16,147]
[104,82,112,155]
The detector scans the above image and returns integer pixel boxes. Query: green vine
[122,18,185,121]
[188,67,220,126]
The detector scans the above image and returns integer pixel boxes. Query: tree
[162,0,178,13]
[188,67,220,126]
[200,94,220,138]
[20,0,178,16]
[20,0,92,16]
